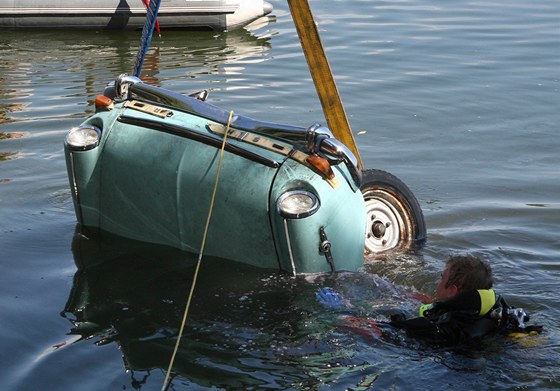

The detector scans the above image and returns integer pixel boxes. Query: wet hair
[445,255,494,292]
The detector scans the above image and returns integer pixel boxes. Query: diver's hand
[316,287,345,309]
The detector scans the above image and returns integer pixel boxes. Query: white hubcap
[364,197,403,253]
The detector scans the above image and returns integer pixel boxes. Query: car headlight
[276,190,320,219]
[65,126,101,151]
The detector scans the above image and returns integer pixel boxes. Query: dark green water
[1,0,558,389]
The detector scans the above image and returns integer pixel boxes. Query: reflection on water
[0,28,272,122]
[1,1,559,389]
[62,229,337,389]
[0,133,24,164]
[0,151,18,163]
[58,229,556,390]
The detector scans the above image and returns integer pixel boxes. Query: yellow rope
[161,111,234,391]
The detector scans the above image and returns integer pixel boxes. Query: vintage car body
[65,75,368,274]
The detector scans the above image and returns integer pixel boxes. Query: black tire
[360,169,426,254]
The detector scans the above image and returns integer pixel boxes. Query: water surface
[1,0,559,389]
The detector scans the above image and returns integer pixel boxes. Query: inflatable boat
[0,0,273,31]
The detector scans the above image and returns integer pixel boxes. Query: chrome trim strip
[282,219,297,276]
[117,114,281,168]
[68,152,84,225]
[113,76,362,187]
[117,77,310,143]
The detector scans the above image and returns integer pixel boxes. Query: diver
[316,255,543,346]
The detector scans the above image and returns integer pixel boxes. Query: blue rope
[133,0,162,77]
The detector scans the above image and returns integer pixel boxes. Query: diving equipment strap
[419,303,433,317]
[478,289,496,317]
[419,289,497,318]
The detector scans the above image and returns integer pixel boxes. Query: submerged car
[64,74,425,274]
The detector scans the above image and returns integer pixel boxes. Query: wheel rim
[363,192,406,253]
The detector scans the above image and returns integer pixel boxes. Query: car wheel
[360,169,426,254]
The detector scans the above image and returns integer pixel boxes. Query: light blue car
[64,74,425,274]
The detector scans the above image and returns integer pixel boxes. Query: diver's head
[435,255,494,301]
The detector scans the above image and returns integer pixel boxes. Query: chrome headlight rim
[276,190,320,219]
[65,125,101,151]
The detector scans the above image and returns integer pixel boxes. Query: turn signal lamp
[95,95,114,112]
[65,125,101,151]
[276,190,320,219]
[306,155,334,180]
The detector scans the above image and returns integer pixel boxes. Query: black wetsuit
[389,289,504,346]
